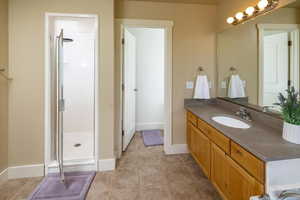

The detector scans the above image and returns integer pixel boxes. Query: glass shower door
[56,29,65,182]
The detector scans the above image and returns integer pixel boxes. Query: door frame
[44,13,99,175]
[115,19,174,158]
[257,24,300,106]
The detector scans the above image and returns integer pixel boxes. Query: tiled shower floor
[63,131,94,161]
[0,132,221,200]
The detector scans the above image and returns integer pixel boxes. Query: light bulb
[258,0,269,10]
[235,12,244,21]
[227,17,235,24]
[245,6,255,16]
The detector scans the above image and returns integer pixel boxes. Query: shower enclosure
[45,14,98,175]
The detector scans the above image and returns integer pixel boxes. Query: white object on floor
[63,131,94,161]
[228,74,246,98]
[193,75,210,99]
[212,116,250,129]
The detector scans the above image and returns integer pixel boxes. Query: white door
[122,29,137,151]
[263,32,289,108]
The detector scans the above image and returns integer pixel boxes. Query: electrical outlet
[242,80,246,88]
[186,81,194,89]
[209,81,213,89]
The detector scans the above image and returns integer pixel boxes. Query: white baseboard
[47,159,97,174]
[0,168,8,185]
[8,164,44,179]
[5,158,116,179]
[136,122,164,131]
[98,158,115,171]
[164,144,189,155]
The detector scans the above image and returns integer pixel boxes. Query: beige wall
[0,0,8,172]
[115,1,217,145]
[217,0,296,31]
[9,0,115,167]
[217,8,300,105]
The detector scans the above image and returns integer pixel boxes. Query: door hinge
[288,80,292,87]
[122,130,125,136]
[122,83,125,91]
[122,38,125,45]
[288,40,292,46]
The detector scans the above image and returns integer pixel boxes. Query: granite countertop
[185,99,300,162]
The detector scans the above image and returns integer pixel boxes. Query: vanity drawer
[208,127,230,154]
[197,118,209,135]
[231,141,265,183]
[187,111,198,126]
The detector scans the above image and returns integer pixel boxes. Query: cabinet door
[227,157,264,200]
[193,126,211,178]
[211,143,229,200]
[187,121,192,151]
[190,124,197,157]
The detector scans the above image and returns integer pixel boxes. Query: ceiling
[120,0,218,5]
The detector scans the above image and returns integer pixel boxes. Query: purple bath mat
[142,129,163,147]
[27,171,96,200]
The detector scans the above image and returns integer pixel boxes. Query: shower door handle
[59,99,65,112]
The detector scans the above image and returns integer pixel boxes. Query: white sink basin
[212,116,250,129]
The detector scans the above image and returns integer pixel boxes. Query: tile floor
[0,132,221,200]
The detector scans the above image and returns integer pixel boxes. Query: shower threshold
[47,159,97,174]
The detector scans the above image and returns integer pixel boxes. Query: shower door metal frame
[56,29,65,181]
[44,13,100,176]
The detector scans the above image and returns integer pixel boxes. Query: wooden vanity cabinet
[187,121,193,151]
[190,123,211,178]
[186,111,264,200]
[226,157,264,200]
[211,143,229,199]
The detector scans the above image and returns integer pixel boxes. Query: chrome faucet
[254,194,271,200]
[236,107,252,121]
[262,106,274,113]
[278,189,300,200]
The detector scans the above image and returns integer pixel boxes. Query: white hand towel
[228,75,246,98]
[193,75,210,99]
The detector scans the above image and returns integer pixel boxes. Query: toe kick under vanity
[185,98,300,200]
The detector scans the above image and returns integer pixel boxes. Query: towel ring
[0,68,12,81]
[198,66,206,75]
[230,67,238,75]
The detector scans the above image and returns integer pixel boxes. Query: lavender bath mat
[142,129,163,147]
[28,171,96,200]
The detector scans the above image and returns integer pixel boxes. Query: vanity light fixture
[245,6,255,16]
[258,0,269,10]
[227,17,235,24]
[235,12,244,20]
[226,0,279,25]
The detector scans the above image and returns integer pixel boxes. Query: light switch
[242,80,246,88]
[209,81,213,89]
[221,81,227,89]
[186,81,194,89]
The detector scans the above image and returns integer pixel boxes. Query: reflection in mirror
[217,0,300,113]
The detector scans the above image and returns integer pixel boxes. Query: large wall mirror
[217,0,300,113]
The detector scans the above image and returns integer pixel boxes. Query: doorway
[116,19,173,157]
[258,24,300,108]
[122,27,165,151]
[45,13,99,174]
